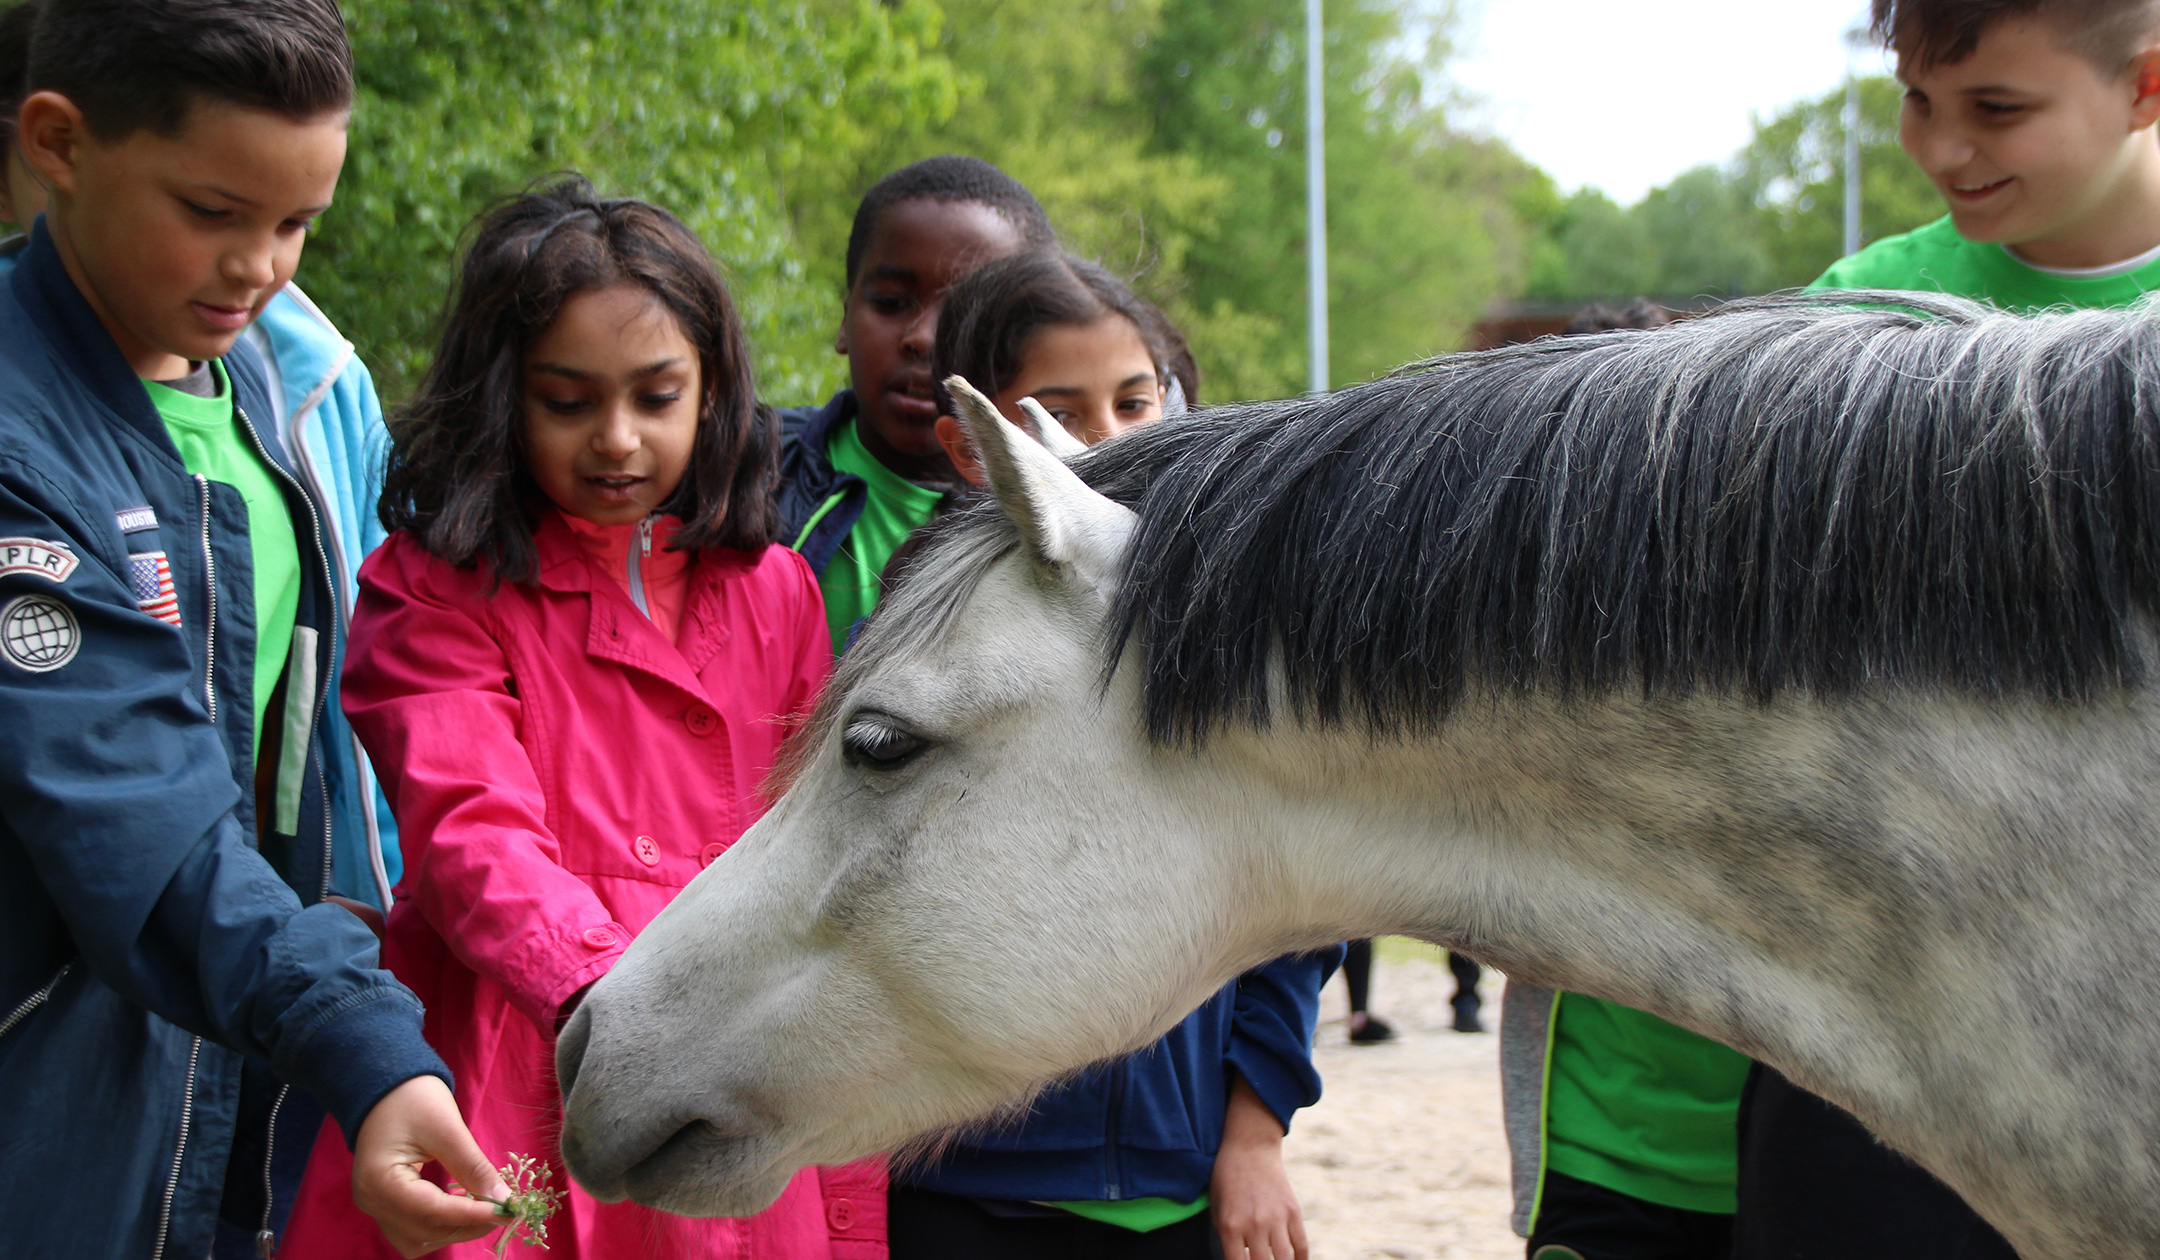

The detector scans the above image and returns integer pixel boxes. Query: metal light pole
[1306,0,1329,394]
[1842,25,1866,257]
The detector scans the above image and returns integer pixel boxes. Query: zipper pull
[638,516,653,557]
[255,1229,276,1259]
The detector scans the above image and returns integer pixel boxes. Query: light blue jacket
[241,286,401,906]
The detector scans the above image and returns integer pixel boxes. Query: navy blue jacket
[775,390,867,570]
[0,224,447,1260]
[902,948,1343,1203]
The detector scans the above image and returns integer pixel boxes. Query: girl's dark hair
[381,175,777,582]
[931,249,1199,414]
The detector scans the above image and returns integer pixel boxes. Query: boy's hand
[352,1075,512,1257]
[1210,1076,1309,1260]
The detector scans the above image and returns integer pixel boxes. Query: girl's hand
[1210,1076,1310,1260]
[352,1075,514,1257]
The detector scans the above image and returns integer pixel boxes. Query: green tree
[1740,75,1941,287]
[1135,0,1535,396]
[307,0,958,401]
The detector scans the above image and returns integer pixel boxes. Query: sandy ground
[1286,941,1521,1260]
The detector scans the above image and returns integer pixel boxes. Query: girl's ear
[935,413,986,487]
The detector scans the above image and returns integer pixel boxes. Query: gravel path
[1287,942,1521,1260]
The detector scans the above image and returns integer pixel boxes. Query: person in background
[1499,299,1756,1260]
[777,154,1054,652]
[277,177,881,1260]
[910,247,1341,1260]
[1743,0,2160,1253]
[0,0,509,1254]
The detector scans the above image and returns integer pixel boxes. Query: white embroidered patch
[115,506,158,534]
[0,538,78,582]
[0,594,79,672]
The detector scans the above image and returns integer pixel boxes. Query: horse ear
[946,375,1135,586]
[1015,396,1089,461]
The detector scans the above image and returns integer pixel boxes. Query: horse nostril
[556,1002,593,1100]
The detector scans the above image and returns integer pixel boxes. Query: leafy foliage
[303,0,1539,406]
[309,0,956,400]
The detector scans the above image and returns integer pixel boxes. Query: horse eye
[842,719,927,770]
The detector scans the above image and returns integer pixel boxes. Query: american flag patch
[128,551,180,626]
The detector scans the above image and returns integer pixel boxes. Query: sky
[1449,0,1892,205]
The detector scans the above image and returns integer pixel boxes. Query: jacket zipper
[255,1083,291,1258]
[235,404,343,1257]
[151,1037,203,1260]
[1104,1060,1126,1200]
[0,962,70,1040]
[196,476,217,722]
[236,405,337,784]
[627,515,653,617]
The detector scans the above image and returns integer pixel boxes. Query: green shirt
[1047,1195,1209,1233]
[1544,992,1753,1214]
[145,363,300,757]
[812,417,946,652]
[1812,214,2160,311]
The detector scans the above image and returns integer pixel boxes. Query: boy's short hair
[843,154,1055,289]
[1875,0,2160,72]
[28,0,352,141]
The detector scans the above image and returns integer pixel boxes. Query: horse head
[555,380,1330,1215]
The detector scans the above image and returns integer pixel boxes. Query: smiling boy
[777,155,1054,651]
[0,1,505,1257]
[1815,0,2160,305]
[1771,4,2160,1256]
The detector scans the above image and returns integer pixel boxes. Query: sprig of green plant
[484,1153,565,1256]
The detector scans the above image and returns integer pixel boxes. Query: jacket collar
[530,508,733,699]
[12,215,284,468]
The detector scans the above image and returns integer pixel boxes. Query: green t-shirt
[1047,1195,1209,1233]
[811,416,945,652]
[1544,992,1753,1214]
[1812,214,2160,311]
[145,362,300,757]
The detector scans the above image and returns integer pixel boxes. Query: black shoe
[1348,1013,1396,1044]
[1452,1002,1484,1034]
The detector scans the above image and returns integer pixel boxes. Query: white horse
[558,294,2160,1259]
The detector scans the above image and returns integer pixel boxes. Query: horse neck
[1221,688,2160,1150]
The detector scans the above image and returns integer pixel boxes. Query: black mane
[1065,292,2160,745]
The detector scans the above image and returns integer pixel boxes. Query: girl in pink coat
[282,177,884,1260]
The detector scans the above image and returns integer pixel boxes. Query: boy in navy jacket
[0,1,506,1256]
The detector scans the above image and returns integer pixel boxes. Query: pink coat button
[582,927,617,949]
[826,1198,855,1231]
[685,705,719,737]
[699,841,727,867]
[633,835,660,866]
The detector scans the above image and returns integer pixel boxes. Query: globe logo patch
[1,594,79,672]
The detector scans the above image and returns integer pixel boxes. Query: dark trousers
[1344,937,1375,1013]
[1526,1170,1732,1260]
[890,1186,1222,1260]
[1733,1063,2018,1260]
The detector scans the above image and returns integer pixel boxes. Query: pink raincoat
[282,512,883,1259]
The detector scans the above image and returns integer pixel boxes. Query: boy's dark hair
[1874,0,2160,71]
[1563,298,1672,336]
[0,0,38,151]
[381,175,778,583]
[931,248,1198,414]
[844,155,1055,290]
[27,0,352,140]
